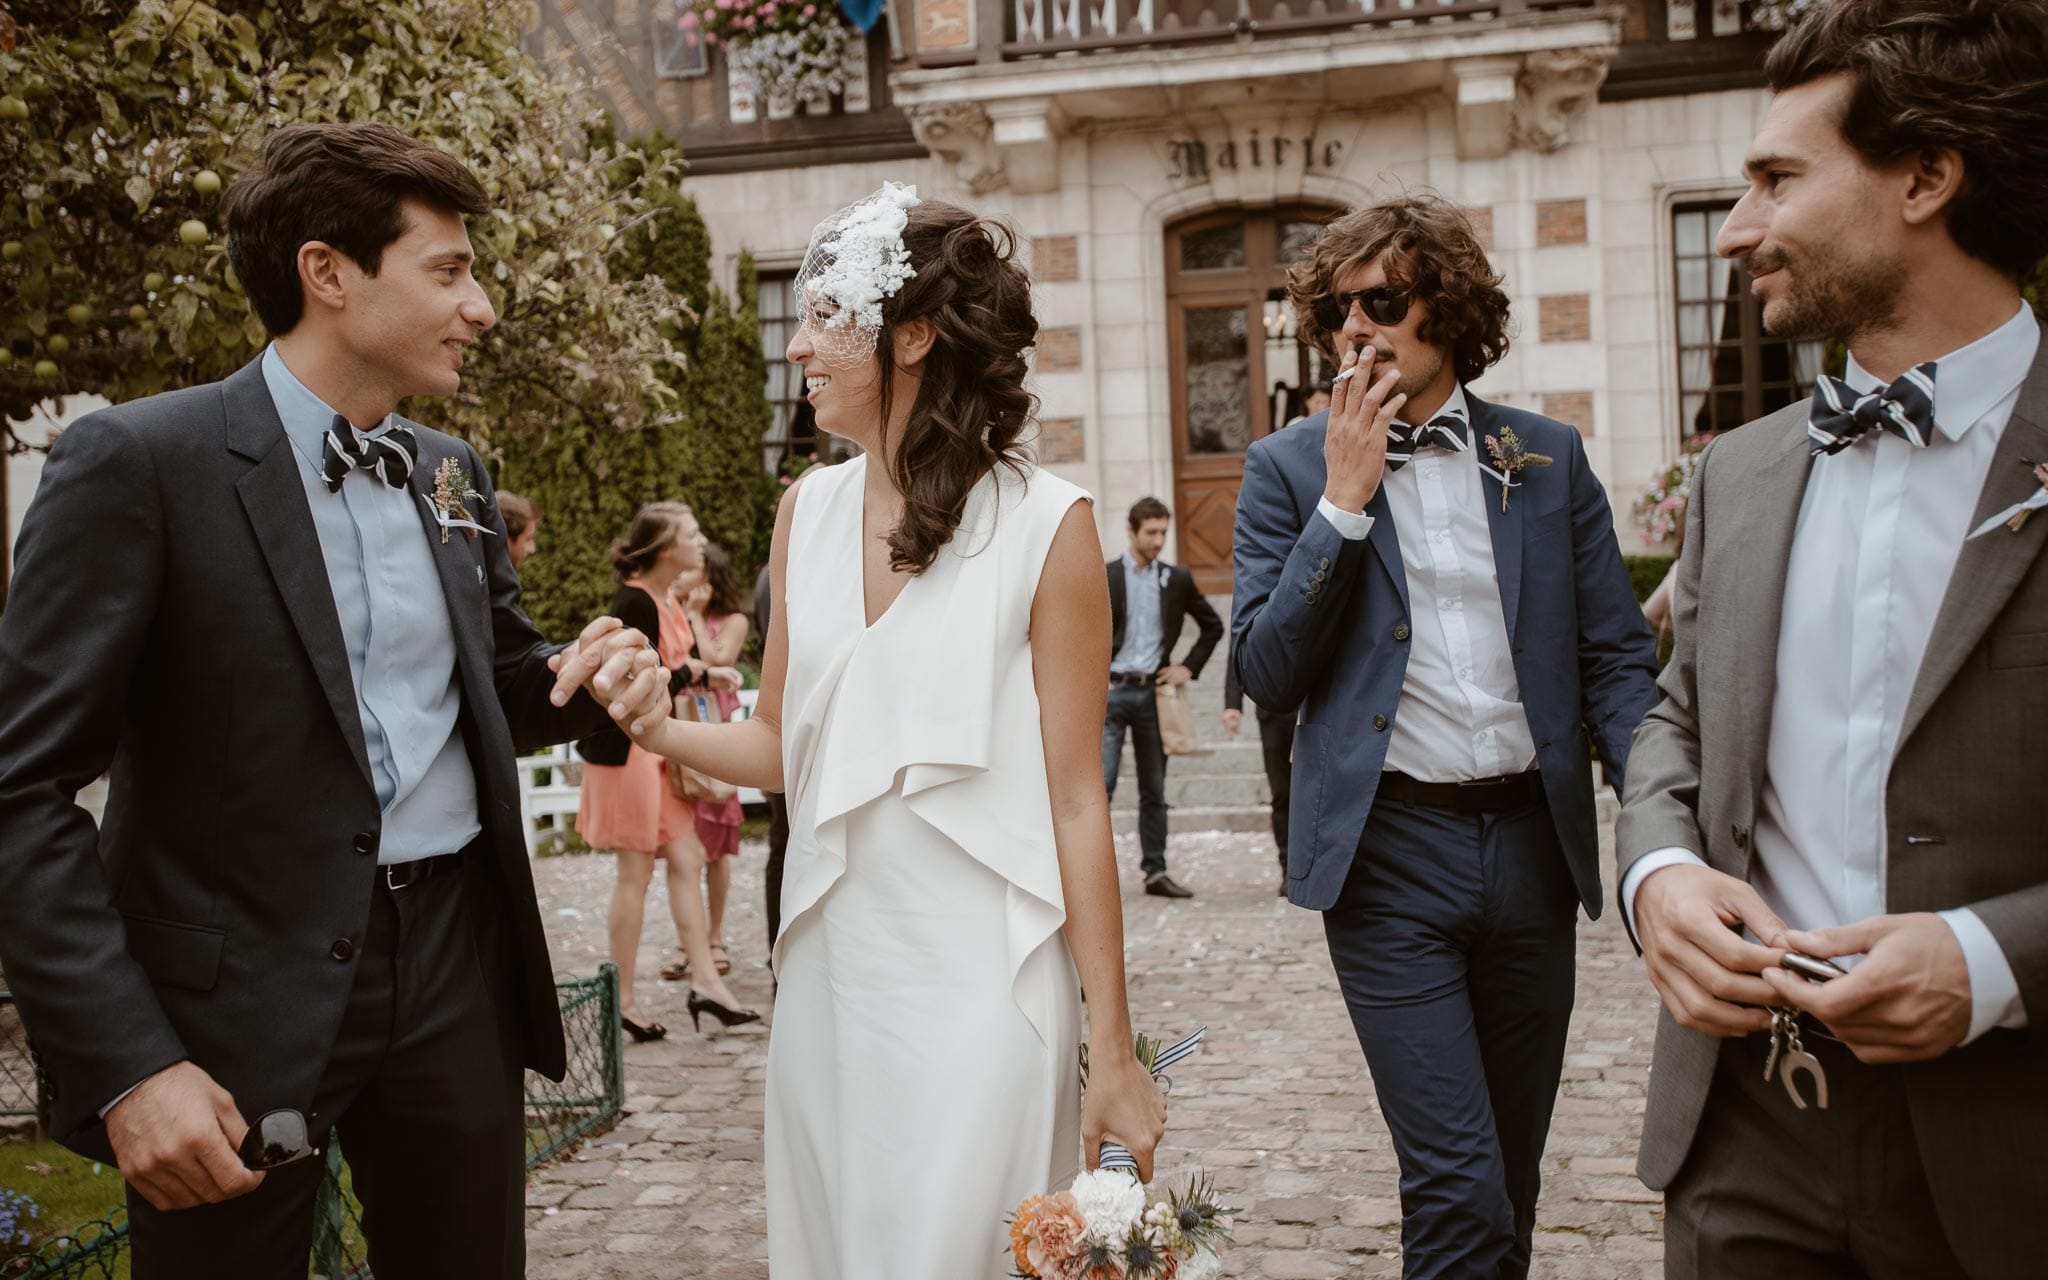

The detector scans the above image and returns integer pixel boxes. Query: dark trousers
[128,861,527,1280]
[1101,683,1169,876]
[1323,794,1579,1280]
[1256,710,1294,868]
[764,790,790,950]
[1664,1033,1970,1280]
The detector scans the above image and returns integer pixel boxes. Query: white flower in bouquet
[1069,1167,1148,1242]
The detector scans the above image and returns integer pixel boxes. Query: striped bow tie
[1807,363,1938,456]
[320,416,418,492]
[1385,413,1470,473]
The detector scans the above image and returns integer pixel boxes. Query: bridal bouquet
[1008,1169,1232,1279]
[1006,1027,1233,1278]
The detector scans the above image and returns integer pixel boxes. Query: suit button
[1393,623,1411,641]
[1732,825,1748,850]
[330,939,355,962]
[1372,714,1388,731]
[1304,591,1319,604]
[1313,569,1327,583]
[1319,557,1330,570]
[353,832,377,857]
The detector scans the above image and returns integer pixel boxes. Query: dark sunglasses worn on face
[238,1108,320,1171]
[1312,286,1410,332]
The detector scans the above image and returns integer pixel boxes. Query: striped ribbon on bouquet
[1097,1026,1206,1176]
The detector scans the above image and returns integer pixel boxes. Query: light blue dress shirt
[260,344,481,865]
[1112,553,1168,676]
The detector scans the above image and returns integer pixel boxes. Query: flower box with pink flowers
[682,0,854,105]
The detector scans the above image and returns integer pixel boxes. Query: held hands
[1634,863,1788,1038]
[1763,914,1972,1063]
[1082,1051,1169,1183]
[1322,345,1406,515]
[547,616,672,737]
[105,1061,264,1211]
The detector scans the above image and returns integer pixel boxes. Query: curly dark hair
[1765,0,2048,281]
[1286,193,1511,385]
[871,202,1039,575]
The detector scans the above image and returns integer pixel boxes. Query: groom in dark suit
[1232,194,1659,1279]
[0,123,666,1279]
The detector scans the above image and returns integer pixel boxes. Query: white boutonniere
[425,456,496,544]
[1967,459,2048,540]
[1478,426,1554,513]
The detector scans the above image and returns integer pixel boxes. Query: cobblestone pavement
[525,819,1666,1280]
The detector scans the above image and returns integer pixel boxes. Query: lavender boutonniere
[426,457,493,544]
[1479,427,1554,513]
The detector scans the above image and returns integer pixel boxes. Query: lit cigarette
[1333,367,1359,384]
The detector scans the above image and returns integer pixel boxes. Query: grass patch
[0,1141,128,1275]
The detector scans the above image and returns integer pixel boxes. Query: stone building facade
[533,0,1817,588]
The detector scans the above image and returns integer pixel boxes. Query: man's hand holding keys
[1323,345,1407,515]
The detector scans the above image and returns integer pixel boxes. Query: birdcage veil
[791,181,921,369]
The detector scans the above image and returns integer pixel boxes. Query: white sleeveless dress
[766,455,1088,1278]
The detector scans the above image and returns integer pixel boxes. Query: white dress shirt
[1315,384,1538,783]
[1624,304,2037,1044]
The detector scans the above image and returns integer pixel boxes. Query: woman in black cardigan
[575,502,758,1038]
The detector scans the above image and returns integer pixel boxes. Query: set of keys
[1760,950,1847,1111]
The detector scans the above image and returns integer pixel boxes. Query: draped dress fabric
[766,455,1089,1278]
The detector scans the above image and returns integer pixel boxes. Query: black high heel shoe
[621,1013,668,1042]
[687,988,762,1032]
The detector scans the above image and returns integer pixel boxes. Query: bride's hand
[1082,1054,1168,1183]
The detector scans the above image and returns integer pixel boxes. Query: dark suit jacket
[1105,557,1223,680]
[0,356,610,1160]
[1232,392,1660,915]
[1616,333,2048,1278]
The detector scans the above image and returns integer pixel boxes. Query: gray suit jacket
[1617,330,2048,1279]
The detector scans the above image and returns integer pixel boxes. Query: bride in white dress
[572,185,1167,1277]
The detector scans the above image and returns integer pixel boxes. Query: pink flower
[678,9,700,27]
[716,0,734,9]
[1023,1193,1089,1275]
[738,13,754,27]
[802,4,817,14]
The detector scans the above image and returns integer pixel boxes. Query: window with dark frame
[1672,201,1825,444]
[757,271,822,476]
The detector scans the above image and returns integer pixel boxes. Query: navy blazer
[1231,392,1659,914]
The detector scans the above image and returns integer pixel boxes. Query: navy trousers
[1323,793,1580,1280]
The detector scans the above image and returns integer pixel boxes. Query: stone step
[1111,805,1276,836]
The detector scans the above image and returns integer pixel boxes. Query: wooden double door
[1167,205,1341,594]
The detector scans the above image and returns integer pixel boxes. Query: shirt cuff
[99,1077,148,1119]
[1621,847,1710,939]
[1937,907,2029,1045]
[1315,496,1374,541]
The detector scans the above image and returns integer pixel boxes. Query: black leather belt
[1109,672,1154,689]
[380,851,464,892]
[1379,769,1543,813]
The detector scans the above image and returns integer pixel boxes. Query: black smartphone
[1782,951,1848,984]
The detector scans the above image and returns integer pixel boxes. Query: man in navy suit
[1232,193,1659,1279]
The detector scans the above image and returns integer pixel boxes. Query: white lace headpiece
[793,182,921,368]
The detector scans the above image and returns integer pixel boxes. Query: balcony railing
[1004,0,1518,57]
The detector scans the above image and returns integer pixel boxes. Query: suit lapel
[224,360,375,792]
[1468,399,1525,640]
[1361,484,1410,615]
[1726,409,1818,808]
[1898,377,2048,749]
[406,434,493,710]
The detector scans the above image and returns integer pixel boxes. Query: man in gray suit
[1618,3,2048,1277]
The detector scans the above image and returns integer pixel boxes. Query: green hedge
[1622,554,1674,605]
